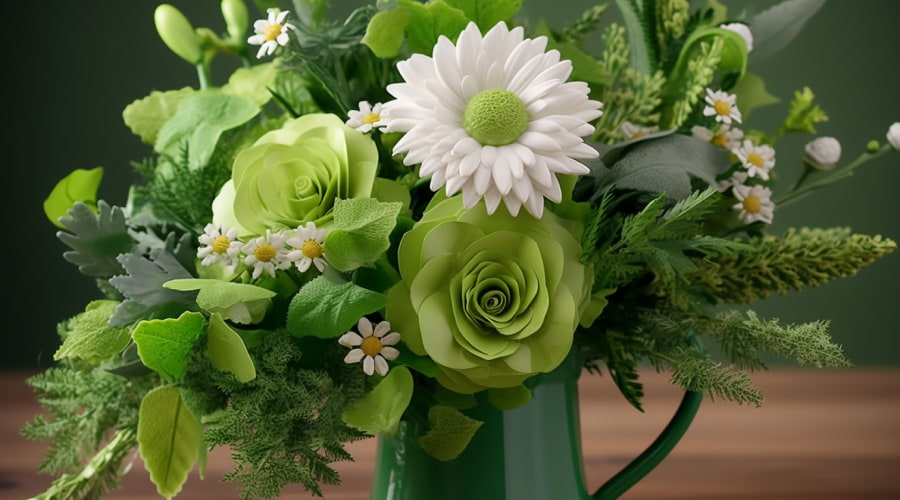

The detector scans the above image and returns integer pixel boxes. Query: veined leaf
[342,366,413,435]
[286,275,389,338]
[206,313,256,383]
[132,312,206,381]
[43,168,104,229]
[138,386,202,499]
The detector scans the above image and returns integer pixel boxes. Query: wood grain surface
[3,368,898,499]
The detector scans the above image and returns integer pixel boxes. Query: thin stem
[196,61,211,90]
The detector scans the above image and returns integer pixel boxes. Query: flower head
[286,222,328,273]
[241,230,291,279]
[346,101,389,133]
[703,88,742,124]
[732,184,775,224]
[382,22,603,218]
[692,123,743,150]
[717,170,749,192]
[887,122,900,150]
[197,223,243,267]
[804,136,842,170]
[734,140,776,180]
[720,23,753,52]
[621,121,660,140]
[247,8,295,58]
[339,317,401,376]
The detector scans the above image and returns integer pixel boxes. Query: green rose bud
[386,197,593,394]
[212,113,379,236]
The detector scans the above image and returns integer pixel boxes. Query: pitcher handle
[591,388,703,499]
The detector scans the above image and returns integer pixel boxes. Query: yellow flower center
[362,112,381,125]
[301,239,324,259]
[742,195,762,214]
[360,336,383,357]
[264,24,283,41]
[631,130,646,139]
[212,235,231,254]
[254,244,277,262]
[747,152,764,167]
[714,100,732,116]
[712,132,730,148]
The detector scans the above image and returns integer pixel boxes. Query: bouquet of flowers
[25,0,897,498]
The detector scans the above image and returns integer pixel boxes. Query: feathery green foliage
[654,0,691,59]
[688,227,897,304]
[559,4,609,45]
[662,38,722,128]
[668,347,764,406]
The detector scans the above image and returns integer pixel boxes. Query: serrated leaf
[286,275,389,338]
[138,386,202,499]
[324,198,402,271]
[416,405,483,461]
[108,248,195,326]
[342,366,413,435]
[53,300,131,364]
[122,87,196,145]
[164,279,275,325]
[206,313,256,383]
[750,0,826,62]
[780,86,828,134]
[57,201,135,278]
[43,167,104,229]
[132,311,206,381]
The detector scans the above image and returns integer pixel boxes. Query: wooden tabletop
[3,368,899,499]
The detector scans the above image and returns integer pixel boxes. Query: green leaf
[324,198,402,271]
[108,248,196,326]
[286,275,389,338]
[206,313,256,383]
[750,0,826,62]
[416,404,483,461]
[443,0,523,31]
[43,168,104,229]
[579,288,615,328]
[780,86,828,134]
[122,87,196,145]
[732,72,781,119]
[132,312,206,381]
[53,300,131,364]
[362,7,414,58]
[155,92,260,172]
[57,201,135,278]
[164,278,275,325]
[363,0,470,58]
[138,386,202,499]
[342,366,413,435]
[220,63,278,107]
[614,0,654,74]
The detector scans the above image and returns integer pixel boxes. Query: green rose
[212,113,379,236]
[386,197,593,394]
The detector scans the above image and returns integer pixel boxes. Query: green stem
[196,61,211,90]
[774,144,891,208]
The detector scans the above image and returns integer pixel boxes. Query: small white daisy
[734,140,776,180]
[804,136,841,170]
[346,101,389,133]
[732,184,775,224]
[887,122,900,151]
[621,121,660,140]
[339,317,401,376]
[703,88,742,125]
[197,223,243,267]
[247,8,295,59]
[719,23,753,53]
[691,124,743,150]
[286,222,327,273]
[241,230,291,279]
[382,21,603,218]
[717,170,749,192]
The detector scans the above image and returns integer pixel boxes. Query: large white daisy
[382,22,603,218]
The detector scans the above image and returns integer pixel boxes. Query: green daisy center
[462,89,529,146]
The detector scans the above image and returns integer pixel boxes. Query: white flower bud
[804,136,841,170]
[720,23,753,53]
[887,122,900,151]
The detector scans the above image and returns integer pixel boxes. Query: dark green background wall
[6,1,898,370]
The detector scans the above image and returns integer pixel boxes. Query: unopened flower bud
[867,140,881,153]
[887,122,900,151]
[221,0,249,42]
[803,136,841,170]
[154,4,203,64]
[719,23,753,53]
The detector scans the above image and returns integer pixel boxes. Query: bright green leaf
[780,86,828,134]
[286,276,389,338]
[53,300,131,364]
[43,168,104,229]
[206,313,256,383]
[324,198,402,271]
[132,312,206,381]
[732,72,781,119]
[122,87,196,145]
[403,0,471,55]
[342,366,413,435]
[362,8,414,58]
[164,278,275,324]
[138,386,202,499]
[443,0,523,31]
[416,404,483,461]
[221,63,278,107]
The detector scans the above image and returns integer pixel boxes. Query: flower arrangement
[25,0,898,499]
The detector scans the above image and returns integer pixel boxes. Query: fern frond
[668,347,764,406]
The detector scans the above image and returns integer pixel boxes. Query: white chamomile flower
[247,8,295,59]
[621,121,660,140]
[382,21,604,218]
[887,122,900,151]
[732,184,775,224]
[197,223,243,267]
[339,317,401,376]
[703,88,742,125]
[734,139,776,180]
[719,23,753,52]
[691,124,743,150]
[241,230,291,279]
[804,136,842,170]
[717,170,749,192]
[286,222,327,273]
[346,101,389,133]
